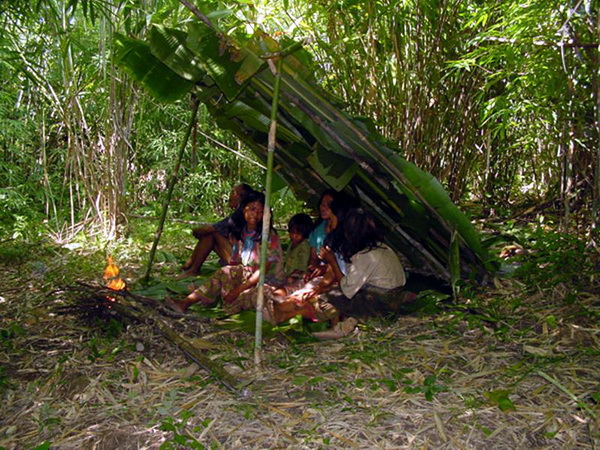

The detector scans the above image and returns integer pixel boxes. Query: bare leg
[178,233,217,279]
[212,233,232,265]
[166,289,215,313]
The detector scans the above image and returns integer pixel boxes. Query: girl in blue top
[306,189,338,280]
[168,192,283,315]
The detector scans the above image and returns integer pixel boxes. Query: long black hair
[324,192,361,258]
[331,207,381,262]
[230,191,270,241]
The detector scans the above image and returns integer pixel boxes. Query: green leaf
[148,26,206,82]
[113,34,193,103]
[33,443,51,450]
[307,146,357,191]
[484,390,516,412]
[186,22,249,100]
[206,9,234,20]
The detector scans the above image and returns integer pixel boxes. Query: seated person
[282,213,313,283]
[178,183,254,279]
[268,213,313,297]
[305,190,359,281]
[305,189,336,281]
[264,195,360,322]
[267,208,413,339]
[168,191,283,315]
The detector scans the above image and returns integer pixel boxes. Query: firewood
[57,283,250,397]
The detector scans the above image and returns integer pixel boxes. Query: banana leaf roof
[114,21,495,282]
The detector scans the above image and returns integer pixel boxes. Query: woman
[178,183,254,279]
[168,191,283,315]
[305,190,359,280]
[312,207,410,338]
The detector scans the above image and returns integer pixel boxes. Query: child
[167,191,283,315]
[283,213,313,283]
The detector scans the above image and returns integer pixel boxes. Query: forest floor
[0,220,599,449]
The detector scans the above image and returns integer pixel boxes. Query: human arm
[307,246,319,269]
[318,246,344,283]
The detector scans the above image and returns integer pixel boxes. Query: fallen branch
[56,283,250,397]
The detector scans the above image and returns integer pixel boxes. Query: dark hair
[237,183,254,202]
[324,192,361,255]
[329,191,361,223]
[230,191,269,241]
[288,213,313,239]
[313,188,338,227]
[332,207,382,262]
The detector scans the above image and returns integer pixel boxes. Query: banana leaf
[113,33,193,103]
[148,25,206,82]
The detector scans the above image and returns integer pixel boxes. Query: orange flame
[104,256,126,291]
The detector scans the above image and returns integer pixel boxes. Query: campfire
[55,257,245,396]
[103,256,126,292]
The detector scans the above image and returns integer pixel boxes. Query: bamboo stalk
[143,98,199,282]
[255,57,283,367]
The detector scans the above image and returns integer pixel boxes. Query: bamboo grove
[1,0,598,244]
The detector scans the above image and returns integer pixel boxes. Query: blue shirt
[309,220,346,275]
[308,220,327,252]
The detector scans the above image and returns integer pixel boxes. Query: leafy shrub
[513,228,595,293]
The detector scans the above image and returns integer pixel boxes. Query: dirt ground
[1,257,599,449]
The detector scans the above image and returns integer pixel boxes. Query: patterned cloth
[230,228,282,276]
[194,265,257,315]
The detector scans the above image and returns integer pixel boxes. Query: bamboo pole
[254,57,283,367]
[143,98,199,283]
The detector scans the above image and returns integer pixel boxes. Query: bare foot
[175,270,200,280]
[164,297,187,313]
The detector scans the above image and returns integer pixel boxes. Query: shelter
[115,18,493,283]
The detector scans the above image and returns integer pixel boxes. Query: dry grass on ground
[1,257,599,449]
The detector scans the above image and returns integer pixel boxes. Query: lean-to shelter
[114,18,494,283]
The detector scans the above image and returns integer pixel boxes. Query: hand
[318,246,335,264]
[304,264,326,281]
